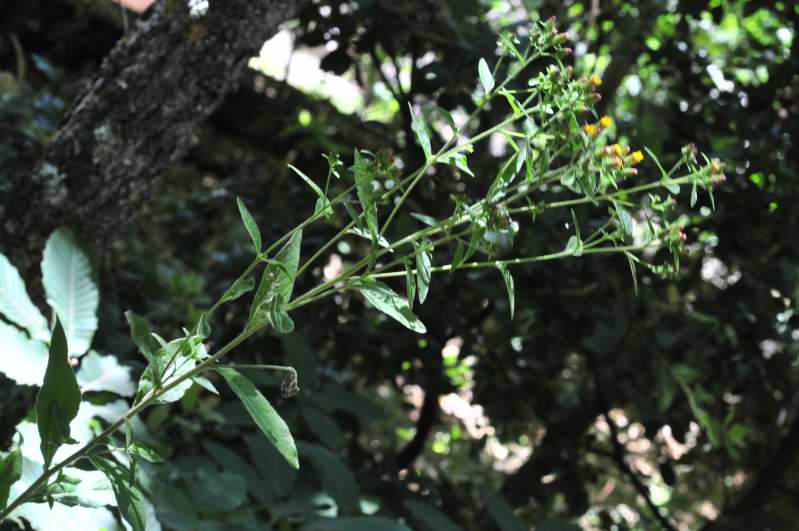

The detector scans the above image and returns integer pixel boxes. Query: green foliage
[355,278,427,333]
[217,368,299,469]
[0,451,22,512]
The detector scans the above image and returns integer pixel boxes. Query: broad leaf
[0,320,48,386]
[415,241,432,304]
[76,351,135,396]
[497,264,515,319]
[355,278,427,333]
[217,368,299,469]
[41,228,98,356]
[88,456,156,531]
[0,253,49,341]
[298,442,359,515]
[404,500,463,531]
[478,58,495,94]
[36,318,81,469]
[250,230,302,330]
[0,449,22,512]
[237,197,262,253]
[408,103,432,160]
[353,150,379,239]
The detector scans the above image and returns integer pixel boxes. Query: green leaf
[485,490,526,531]
[0,320,48,386]
[250,231,302,330]
[565,236,584,257]
[614,202,634,238]
[0,449,22,512]
[348,227,392,250]
[124,311,157,365]
[0,253,49,341]
[497,264,515,319]
[88,456,156,531]
[478,58,495,94]
[36,318,81,469]
[353,150,379,240]
[76,351,135,396]
[415,241,432,304]
[220,276,256,304]
[135,337,202,405]
[217,367,299,469]
[289,164,331,218]
[454,154,474,177]
[404,500,463,531]
[237,197,262,253]
[298,442,359,515]
[408,103,432,160]
[355,278,426,333]
[404,259,416,311]
[41,228,99,356]
[499,33,525,63]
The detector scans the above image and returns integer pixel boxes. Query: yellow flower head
[630,150,645,165]
[612,144,624,156]
[590,74,602,87]
[599,116,613,129]
[583,124,598,136]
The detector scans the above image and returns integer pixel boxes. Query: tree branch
[0,0,300,279]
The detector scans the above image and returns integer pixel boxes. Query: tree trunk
[0,0,300,279]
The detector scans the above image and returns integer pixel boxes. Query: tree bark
[0,0,300,278]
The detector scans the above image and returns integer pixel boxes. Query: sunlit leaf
[41,228,98,357]
[415,241,432,304]
[355,278,426,333]
[76,351,135,397]
[0,253,49,341]
[478,58,495,94]
[220,276,256,304]
[353,150,380,240]
[0,320,48,386]
[250,231,302,331]
[497,264,515,319]
[565,236,583,257]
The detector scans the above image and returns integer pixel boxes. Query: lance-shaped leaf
[88,456,156,531]
[415,241,432,304]
[237,197,262,253]
[478,58,495,95]
[250,231,302,331]
[41,228,99,357]
[408,103,432,160]
[217,368,299,469]
[0,449,22,512]
[353,150,379,240]
[355,278,426,333]
[0,253,49,342]
[497,264,515,319]
[36,318,81,469]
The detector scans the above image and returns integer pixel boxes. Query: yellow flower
[599,116,613,129]
[612,144,623,156]
[630,150,645,165]
[583,124,598,136]
[590,74,602,87]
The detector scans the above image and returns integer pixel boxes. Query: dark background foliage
[1,0,798,529]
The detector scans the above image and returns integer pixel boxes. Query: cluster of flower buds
[583,114,614,137]
[535,16,573,56]
[707,159,726,187]
[597,143,644,175]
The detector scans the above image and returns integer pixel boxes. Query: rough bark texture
[0,0,299,277]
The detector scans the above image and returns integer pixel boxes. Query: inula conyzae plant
[0,19,724,530]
